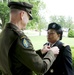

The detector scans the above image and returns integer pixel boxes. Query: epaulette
[21,34,28,39]
[12,29,27,39]
[13,30,29,41]
[62,43,68,47]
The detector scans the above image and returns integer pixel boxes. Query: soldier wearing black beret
[0,2,60,75]
[37,22,73,75]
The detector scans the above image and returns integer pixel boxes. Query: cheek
[55,34,58,38]
[23,17,29,24]
[47,35,53,41]
[47,34,58,43]
[23,14,29,23]
[47,35,53,38]
[26,18,29,23]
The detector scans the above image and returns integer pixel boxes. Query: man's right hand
[49,46,59,55]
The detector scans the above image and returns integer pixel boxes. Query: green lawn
[28,36,74,48]
[28,36,74,57]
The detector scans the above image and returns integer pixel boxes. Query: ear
[20,11,24,20]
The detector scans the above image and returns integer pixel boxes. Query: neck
[50,40,59,45]
[10,20,22,30]
[10,14,23,30]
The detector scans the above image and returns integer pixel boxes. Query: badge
[52,24,56,28]
[22,39,29,48]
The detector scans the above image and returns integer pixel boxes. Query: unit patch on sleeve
[22,39,29,48]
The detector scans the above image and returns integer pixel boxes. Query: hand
[49,46,59,55]
[41,45,50,54]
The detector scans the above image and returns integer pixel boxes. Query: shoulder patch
[22,39,29,48]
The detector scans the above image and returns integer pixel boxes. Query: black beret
[8,1,33,20]
[47,22,62,30]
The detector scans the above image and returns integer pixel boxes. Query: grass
[28,36,74,49]
[28,36,47,50]
[28,35,74,65]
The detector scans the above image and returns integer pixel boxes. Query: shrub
[68,29,74,37]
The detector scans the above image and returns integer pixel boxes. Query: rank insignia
[22,39,29,48]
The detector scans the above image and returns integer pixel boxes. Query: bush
[68,29,74,37]
[72,58,74,74]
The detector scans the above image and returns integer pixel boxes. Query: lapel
[52,40,63,49]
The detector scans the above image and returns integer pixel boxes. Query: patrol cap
[8,1,33,20]
[47,22,63,40]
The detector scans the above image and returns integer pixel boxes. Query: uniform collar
[6,23,20,31]
[49,40,59,47]
[6,23,24,37]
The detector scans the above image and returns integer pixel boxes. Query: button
[50,69,54,73]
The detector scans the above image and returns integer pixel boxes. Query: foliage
[71,47,74,73]
[49,15,74,29]
[27,0,47,31]
[0,3,9,28]
[0,0,47,32]
[68,29,74,37]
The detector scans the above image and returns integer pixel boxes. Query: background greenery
[68,29,74,37]
[0,0,74,33]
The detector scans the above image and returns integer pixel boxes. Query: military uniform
[0,23,56,75]
[0,14,56,75]
[37,22,73,75]
[43,41,73,75]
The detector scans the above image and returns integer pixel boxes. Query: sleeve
[36,50,43,58]
[63,45,73,75]
[14,38,56,74]
[36,42,49,58]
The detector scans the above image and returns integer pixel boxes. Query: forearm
[17,47,56,74]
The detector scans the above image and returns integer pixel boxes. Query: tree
[0,0,47,33]
[65,16,74,29]
[49,15,74,29]
[0,3,9,28]
[26,0,47,35]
